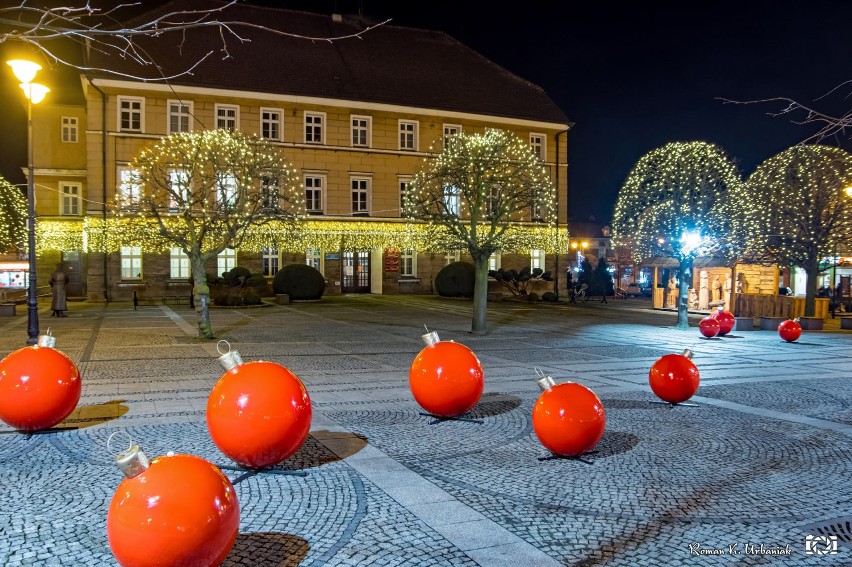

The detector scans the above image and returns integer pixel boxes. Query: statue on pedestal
[699,270,709,309]
[723,275,732,309]
[712,275,722,302]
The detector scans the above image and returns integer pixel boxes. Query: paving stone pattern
[0,296,850,566]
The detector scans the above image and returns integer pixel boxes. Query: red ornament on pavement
[409,330,484,418]
[207,344,312,468]
[649,349,700,404]
[711,308,735,336]
[698,316,720,338]
[0,333,81,431]
[778,318,802,342]
[532,374,606,457]
[107,444,239,567]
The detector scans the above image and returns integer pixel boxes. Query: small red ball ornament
[698,316,720,338]
[409,330,484,417]
[107,446,239,567]
[649,349,700,404]
[778,319,802,342]
[532,375,606,457]
[207,345,312,468]
[0,334,81,431]
[712,308,735,336]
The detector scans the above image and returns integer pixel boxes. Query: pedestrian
[49,267,68,317]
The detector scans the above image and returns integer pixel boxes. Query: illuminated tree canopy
[0,177,26,255]
[127,129,303,338]
[612,141,744,328]
[406,129,557,333]
[745,144,852,316]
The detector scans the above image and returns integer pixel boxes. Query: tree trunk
[805,261,819,317]
[190,255,214,339]
[471,254,489,334]
[676,256,693,330]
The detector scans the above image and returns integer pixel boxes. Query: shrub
[245,274,267,288]
[273,263,325,300]
[243,292,262,305]
[527,292,540,302]
[435,261,475,297]
[489,266,553,296]
[542,291,559,303]
[223,266,251,285]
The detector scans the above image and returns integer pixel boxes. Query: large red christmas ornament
[649,349,700,404]
[207,345,312,468]
[778,318,802,342]
[712,308,735,336]
[409,330,484,417]
[0,333,81,431]
[698,316,720,338]
[107,445,239,567]
[532,374,606,457]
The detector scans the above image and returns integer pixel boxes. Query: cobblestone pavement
[0,296,850,566]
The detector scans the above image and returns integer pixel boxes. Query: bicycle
[571,284,588,303]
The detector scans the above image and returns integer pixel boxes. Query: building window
[400,249,416,277]
[61,116,78,143]
[260,108,282,141]
[398,177,412,217]
[488,253,501,272]
[170,247,190,279]
[217,248,237,275]
[351,177,370,216]
[167,100,192,133]
[443,123,461,146]
[305,112,325,144]
[306,247,324,274]
[262,246,279,276]
[169,170,189,211]
[532,198,546,221]
[531,249,546,271]
[117,167,141,209]
[261,175,279,209]
[217,174,237,208]
[486,186,500,218]
[121,246,142,279]
[215,104,239,131]
[351,115,371,147]
[305,175,324,214]
[60,182,81,215]
[118,96,144,132]
[399,120,418,151]
[445,251,460,265]
[530,133,546,161]
[443,185,460,216]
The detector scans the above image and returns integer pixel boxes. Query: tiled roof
[87,0,569,125]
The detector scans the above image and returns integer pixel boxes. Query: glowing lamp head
[7,59,41,83]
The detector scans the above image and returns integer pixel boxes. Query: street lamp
[570,240,589,272]
[8,59,50,345]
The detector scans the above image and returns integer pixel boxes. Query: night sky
[2,0,850,224]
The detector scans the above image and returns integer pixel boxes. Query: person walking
[49,267,68,317]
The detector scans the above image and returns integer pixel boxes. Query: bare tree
[406,130,556,334]
[0,176,26,254]
[744,144,852,317]
[0,1,388,81]
[612,141,745,329]
[127,129,303,338]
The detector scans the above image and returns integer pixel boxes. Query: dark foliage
[273,263,326,300]
[488,266,553,296]
[435,261,475,297]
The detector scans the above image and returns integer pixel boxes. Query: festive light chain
[0,178,27,253]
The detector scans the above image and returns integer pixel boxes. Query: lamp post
[8,59,49,345]
[570,240,589,272]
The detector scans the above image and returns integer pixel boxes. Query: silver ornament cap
[115,445,150,479]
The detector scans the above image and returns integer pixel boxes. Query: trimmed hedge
[273,263,325,300]
[435,261,475,297]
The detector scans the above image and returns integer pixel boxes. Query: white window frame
[530,133,546,161]
[61,116,78,143]
[215,103,239,131]
[445,251,460,265]
[399,120,418,151]
[398,176,412,217]
[488,253,502,272]
[117,96,145,133]
[121,246,143,280]
[351,176,371,216]
[262,246,279,276]
[350,115,371,147]
[261,174,279,209]
[167,99,193,134]
[304,174,325,215]
[486,186,500,218]
[443,123,461,147]
[531,249,546,271]
[60,182,81,216]
[168,169,190,211]
[170,247,191,279]
[117,166,141,209]
[400,249,417,277]
[306,247,324,275]
[443,185,460,216]
[304,111,325,144]
[217,173,238,208]
[260,107,283,141]
[217,248,237,275]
